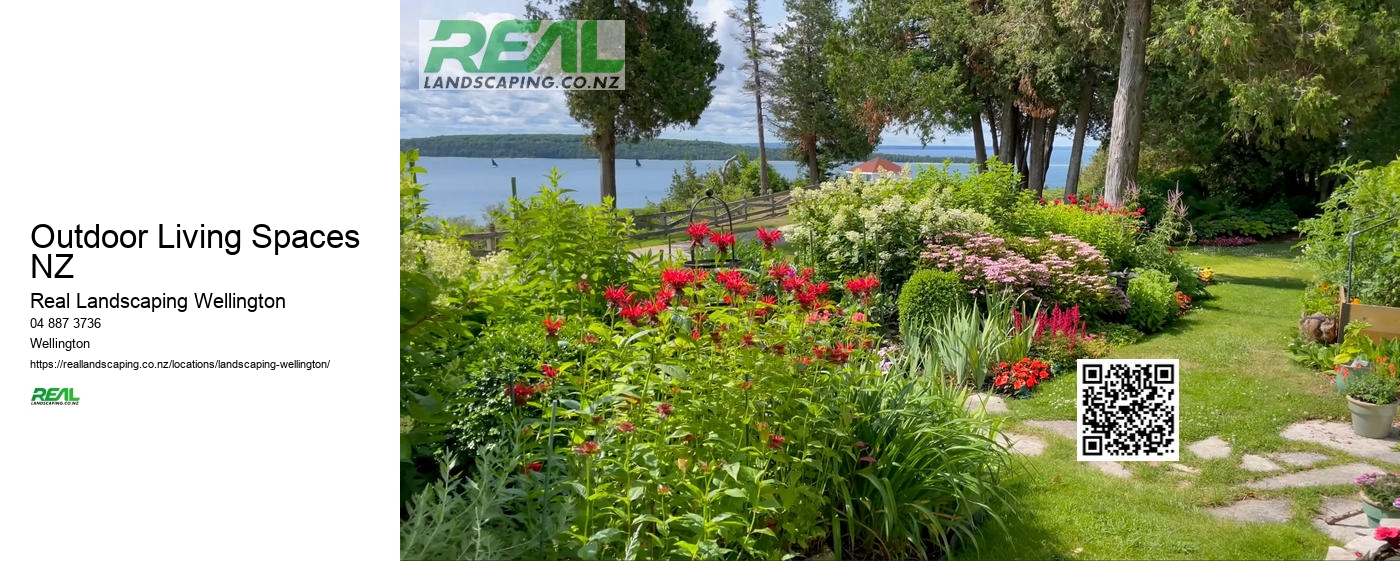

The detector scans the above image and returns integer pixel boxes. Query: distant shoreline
[401,134,976,164]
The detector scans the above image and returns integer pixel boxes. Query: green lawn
[970,242,1357,560]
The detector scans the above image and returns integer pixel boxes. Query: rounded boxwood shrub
[898,269,968,330]
[1126,269,1178,333]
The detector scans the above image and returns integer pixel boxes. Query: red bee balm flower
[542,317,564,338]
[573,441,600,455]
[767,434,786,450]
[656,402,673,419]
[709,232,737,254]
[618,421,635,433]
[686,221,711,247]
[844,275,880,302]
[755,227,783,250]
[604,285,632,307]
[511,383,535,406]
[540,364,559,378]
[526,461,543,473]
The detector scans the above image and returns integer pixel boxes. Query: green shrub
[1126,269,1179,333]
[1007,200,1140,270]
[898,269,968,331]
[914,159,1029,221]
[1297,158,1400,307]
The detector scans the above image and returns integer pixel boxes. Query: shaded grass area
[969,242,1355,560]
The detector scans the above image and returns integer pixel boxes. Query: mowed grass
[969,242,1356,560]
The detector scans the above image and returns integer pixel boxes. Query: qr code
[1076,359,1180,462]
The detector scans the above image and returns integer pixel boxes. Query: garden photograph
[398,0,1400,559]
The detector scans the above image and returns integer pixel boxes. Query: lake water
[415,145,1095,221]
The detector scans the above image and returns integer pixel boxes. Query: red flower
[620,303,648,325]
[526,461,543,473]
[656,402,673,419]
[540,364,559,378]
[604,285,633,307]
[619,421,635,433]
[542,316,564,338]
[859,456,877,464]
[844,274,880,302]
[741,333,755,347]
[755,227,783,250]
[769,263,795,282]
[768,434,786,450]
[1376,526,1400,542]
[511,382,535,406]
[855,441,867,449]
[686,221,712,246]
[582,332,600,345]
[740,379,753,390]
[574,441,600,455]
[577,280,590,293]
[709,232,737,254]
[661,268,705,291]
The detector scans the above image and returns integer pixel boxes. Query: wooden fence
[459,190,793,256]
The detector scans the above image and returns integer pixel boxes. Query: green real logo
[419,19,624,91]
[32,387,80,405]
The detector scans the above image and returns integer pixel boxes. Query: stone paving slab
[1274,451,1330,467]
[1326,545,1357,560]
[1345,534,1386,557]
[1314,497,1370,542]
[1282,420,1400,465]
[1090,461,1132,478]
[1171,463,1201,474]
[966,393,1009,415]
[1241,454,1283,473]
[1189,436,1233,459]
[1024,420,1077,439]
[999,433,1046,456]
[1206,498,1292,523]
[1246,462,1384,490]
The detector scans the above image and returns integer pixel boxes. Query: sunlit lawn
[970,242,1357,560]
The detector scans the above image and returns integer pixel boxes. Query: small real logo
[31,387,80,405]
[419,19,625,91]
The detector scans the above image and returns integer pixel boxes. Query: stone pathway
[1188,436,1233,459]
[1207,498,1293,523]
[966,393,1009,415]
[999,433,1046,456]
[1007,424,1400,558]
[1241,454,1283,473]
[1282,420,1400,464]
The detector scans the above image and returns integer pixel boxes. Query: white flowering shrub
[789,173,995,290]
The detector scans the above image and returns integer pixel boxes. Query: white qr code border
[1076,358,1181,462]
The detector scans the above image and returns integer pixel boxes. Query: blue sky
[400,0,1093,149]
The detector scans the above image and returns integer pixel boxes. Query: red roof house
[847,157,903,180]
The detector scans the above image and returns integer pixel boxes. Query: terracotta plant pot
[1348,396,1399,439]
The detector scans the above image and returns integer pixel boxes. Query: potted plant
[1346,373,1400,438]
[1357,473,1400,527]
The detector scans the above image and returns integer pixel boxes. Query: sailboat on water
[490,158,498,167]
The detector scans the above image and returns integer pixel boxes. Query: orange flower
[1351,298,1361,305]
[1319,283,1330,291]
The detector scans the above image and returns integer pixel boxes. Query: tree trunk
[986,100,1001,157]
[804,135,820,186]
[1016,114,1031,187]
[972,110,988,171]
[1027,116,1048,196]
[1042,112,1058,189]
[1065,72,1094,198]
[1103,0,1153,206]
[597,119,617,207]
[752,22,770,195]
[998,97,1016,164]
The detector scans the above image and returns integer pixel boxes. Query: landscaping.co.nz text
[29,359,329,371]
